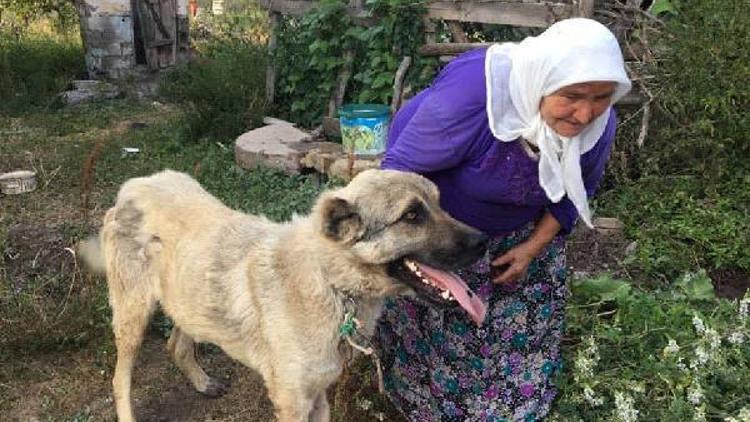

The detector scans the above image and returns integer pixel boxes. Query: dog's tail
[78,234,106,274]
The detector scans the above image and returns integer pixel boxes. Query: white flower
[663,339,680,356]
[676,357,688,372]
[575,336,600,381]
[693,405,707,422]
[705,328,722,350]
[687,382,704,405]
[355,397,373,411]
[740,298,749,322]
[613,391,639,422]
[728,331,745,345]
[374,411,386,421]
[583,385,604,407]
[690,345,709,369]
[693,315,706,335]
[627,381,646,394]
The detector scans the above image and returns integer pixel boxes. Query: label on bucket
[340,117,388,155]
[339,104,390,156]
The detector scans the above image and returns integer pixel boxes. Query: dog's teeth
[441,290,450,299]
[405,260,417,271]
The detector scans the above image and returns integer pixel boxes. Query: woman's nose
[574,102,594,125]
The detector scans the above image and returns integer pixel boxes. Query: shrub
[552,275,750,421]
[159,11,268,142]
[597,0,750,279]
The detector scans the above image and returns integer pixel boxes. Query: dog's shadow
[132,330,275,422]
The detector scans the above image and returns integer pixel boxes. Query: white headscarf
[485,18,631,228]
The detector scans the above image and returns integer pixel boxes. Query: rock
[234,123,320,174]
[328,154,381,181]
[625,241,638,257]
[59,80,121,106]
[299,142,343,174]
[593,217,624,235]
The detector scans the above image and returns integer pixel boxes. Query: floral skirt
[375,223,567,422]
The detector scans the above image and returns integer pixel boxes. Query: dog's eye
[400,203,425,224]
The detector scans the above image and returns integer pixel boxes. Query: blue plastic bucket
[338,104,390,155]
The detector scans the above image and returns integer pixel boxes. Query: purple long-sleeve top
[381,48,617,236]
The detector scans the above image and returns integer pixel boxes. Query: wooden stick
[266,11,281,104]
[390,56,412,114]
[328,50,355,117]
[577,0,594,17]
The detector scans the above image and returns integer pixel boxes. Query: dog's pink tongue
[417,262,487,326]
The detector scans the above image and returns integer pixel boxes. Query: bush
[641,0,750,179]
[552,275,750,421]
[598,0,750,279]
[159,11,268,142]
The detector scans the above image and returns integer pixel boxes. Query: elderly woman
[375,18,631,421]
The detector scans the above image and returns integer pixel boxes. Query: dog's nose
[467,232,489,253]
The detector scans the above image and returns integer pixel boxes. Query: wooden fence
[261,0,639,120]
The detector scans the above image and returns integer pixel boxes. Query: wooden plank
[419,42,491,56]
[426,2,575,27]
[260,0,321,16]
[261,0,576,28]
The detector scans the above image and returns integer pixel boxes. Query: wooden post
[423,16,436,44]
[447,21,468,43]
[577,0,594,17]
[266,11,281,104]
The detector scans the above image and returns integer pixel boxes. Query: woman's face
[539,81,617,137]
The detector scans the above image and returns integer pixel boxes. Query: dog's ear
[320,197,362,243]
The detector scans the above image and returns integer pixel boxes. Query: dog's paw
[200,377,230,398]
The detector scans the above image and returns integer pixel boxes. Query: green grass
[0,29,85,116]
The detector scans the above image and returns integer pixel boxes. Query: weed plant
[552,274,750,421]
[159,10,269,143]
[0,24,84,115]
[597,0,750,280]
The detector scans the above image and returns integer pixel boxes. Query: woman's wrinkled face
[539,81,617,137]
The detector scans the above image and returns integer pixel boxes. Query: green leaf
[674,269,715,301]
[573,275,632,302]
[649,0,678,16]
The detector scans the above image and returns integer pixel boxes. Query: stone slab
[235,123,316,174]
[235,122,383,179]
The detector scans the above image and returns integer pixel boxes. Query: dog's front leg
[269,386,316,422]
[309,391,330,422]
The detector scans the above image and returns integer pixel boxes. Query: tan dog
[80,169,487,422]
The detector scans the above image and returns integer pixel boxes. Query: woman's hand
[491,211,562,284]
[491,243,537,284]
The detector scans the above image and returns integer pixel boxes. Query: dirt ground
[1,104,747,422]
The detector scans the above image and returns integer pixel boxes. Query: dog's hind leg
[166,327,229,397]
[110,294,156,422]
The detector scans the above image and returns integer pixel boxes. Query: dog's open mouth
[389,258,487,325]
